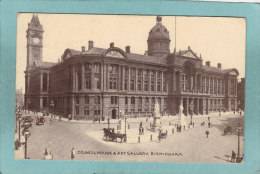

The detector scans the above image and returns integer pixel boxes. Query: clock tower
[26,14,44,70]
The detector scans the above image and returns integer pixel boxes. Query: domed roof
[148,16,170,40]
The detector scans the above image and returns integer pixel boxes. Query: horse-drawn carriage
[103,128,126,143]
[158,128,167,140]
[224,125,232,135]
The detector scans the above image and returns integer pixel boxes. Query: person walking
[205,130,209,138]
[71,147,76,160]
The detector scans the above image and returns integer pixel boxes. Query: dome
[148,16,170,40]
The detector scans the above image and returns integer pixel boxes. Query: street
[20,112,244,163]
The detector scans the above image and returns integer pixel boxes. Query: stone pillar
[101,63,104,91]
[107,64,110,90]
[148,70,151,92]
[186,98,189,116]
[128,68,131,91]
[117,66,121,91]
[135,68,138,92]
[122,66,125,91]
[196,98,200,115]
[72,95,75,120]
[40,73,43,91]
[155,71,158,92]
[82,63,85,90]
[91,62,95,90]
[161,71,163,92]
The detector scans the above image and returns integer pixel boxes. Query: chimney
[81,46,86,52]
[125,46,130,53]
[88,40,93,50]
[206,61,210,66]
[217,63,222,69]
[110,42,114,48]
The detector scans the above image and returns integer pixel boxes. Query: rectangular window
[163,72,167,92]
[151,71,155,91]
[131,97,135,104]
[125,97,128,104]
[43,73,48,91]
[124,68,128,90]
[109,65,118,90]
[130,68,135,91]
[84,108,89,115]
[85,96,89,104]
[111,96,118,104]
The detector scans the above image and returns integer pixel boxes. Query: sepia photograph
[14,13,245,163]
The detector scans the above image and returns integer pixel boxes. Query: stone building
[237,78,245,111]
[24,15,239,120]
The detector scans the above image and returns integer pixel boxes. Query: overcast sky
[16,13,246,93]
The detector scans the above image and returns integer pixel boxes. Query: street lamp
[107,108,111,129]
[50,100,54,113]
[236,123,243,163]
[23,129,31,159]
[219,101,222,116]
[124,115,127,142]
[18,117,23,142]
[189,101,194,125]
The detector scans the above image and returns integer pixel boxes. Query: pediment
[182,50,198,59]
[105,50,125,58]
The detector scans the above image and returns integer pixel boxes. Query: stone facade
[24,15,239,120]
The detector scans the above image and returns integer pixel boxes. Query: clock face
[33,37,40,44]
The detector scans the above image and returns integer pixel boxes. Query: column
[172,71,176,92]
[207,99,210,114]
[122,66,125,91]
[82,63,85,90]
[118,65,121,91]
[135,68,138,92]
[40,73,43,91]
[101,63,105,91]
[72,65,75,91]
[148,70,151,92]
[194,73,197,92]
[142,69,144,92]
[155,71,158,92]
[179,97,183,114]
[72,96,75,120]
[91,62,95,89]
[179,72,182,91]
[186,98,189,116]
[161,71,163,92]
[107,64,110,90]
[128,68,131,92]
[196,98,200,115]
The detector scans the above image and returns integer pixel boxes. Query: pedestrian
[71,147,76,160]
[205,130,209,138]
[240,111,241,116]
[208,117,210,121]
[68,114,72,121]
[231,150,236,162]
[192,122,195,127]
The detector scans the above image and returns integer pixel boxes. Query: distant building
[237,78,245,111]
[16,88,24,108]
[24,15,239,120]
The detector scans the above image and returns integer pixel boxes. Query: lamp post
[236,123,242,163]
[50,100,54,114]
[23,129,30,159]
[18,117,23,142]
[219,101,222,116]
[189,101,194,125]
[108,108,110,128]
[124,115,127,142]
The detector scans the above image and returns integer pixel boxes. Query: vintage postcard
[14,13,245,163]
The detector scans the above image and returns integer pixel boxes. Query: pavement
[15,110,244,163]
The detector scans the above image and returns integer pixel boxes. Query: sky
[16,13,246,93]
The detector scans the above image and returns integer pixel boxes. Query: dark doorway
[112,109,117,119]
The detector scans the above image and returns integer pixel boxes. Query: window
[75,96,79,104]
[222,80,225,95]
[206,77,209,93]
[77,72,82,90]
[181,74,187,91]
[210,78,213,94]
[94,96,100,104]
[109,65,118,90]
[163,72,167,92]
[157,72,161,92]
[111,96,118,104]
[124,68,128,90]
[85,96,89,104]
[125,97,128,104]
[84,108,89,115]
[43,97,47,107]
[201,77,205,93]
[151,71,155,91]
[138,97,142,112]
[75,106,79,115]
[130,68,135,91]
[137,69,142,91]
[214,78,217,94]
[84,63,91,89]
[144,70,149,91]
[42,73,48,91]
[131,97,135,104]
